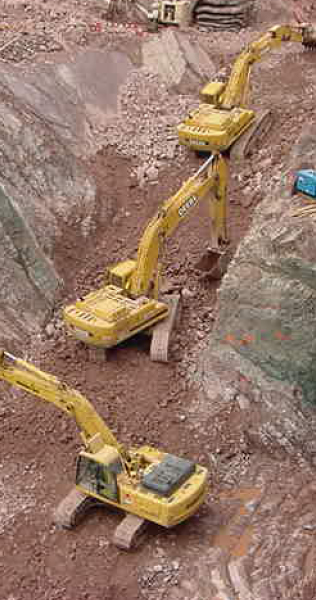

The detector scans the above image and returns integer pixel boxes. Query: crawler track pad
[230,109,273,160]
[53,487,100,529]
[113,513,148,550]
[150,294,181,363]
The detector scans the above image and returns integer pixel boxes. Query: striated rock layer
[192,0,256,31]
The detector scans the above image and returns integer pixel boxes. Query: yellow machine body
[76,444,207,528]
[63,154,230,350]
[178,105,255,153]
[64,282,168,348]
[177,24,316,154]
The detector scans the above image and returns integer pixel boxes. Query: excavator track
[53,487,101,529]
[150,294,181,363]
[230,109,273,160]
[113,513,148,550]
[88,347,107,362]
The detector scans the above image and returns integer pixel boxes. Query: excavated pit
[1,3,316,599]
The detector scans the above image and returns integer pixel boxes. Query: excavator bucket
[303,25,316,48]
[196,247,232,280]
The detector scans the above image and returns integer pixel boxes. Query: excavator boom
[178,23,316,155]
[220,24,315,109]
[130,153,228,296]
[0,349,120,452]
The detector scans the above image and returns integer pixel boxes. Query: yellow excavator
[177,23,316,159]
[0,349,208,549]
[63,153,230,362]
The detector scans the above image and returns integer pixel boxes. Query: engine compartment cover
[142,454,195,496]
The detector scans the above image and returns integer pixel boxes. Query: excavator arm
[0,349,121,453]
[129,153,229,296]
[220,24,316,109]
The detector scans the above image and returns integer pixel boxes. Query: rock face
[192,0,256,31]
[0,49,134,344]
[142,29,215,87]
[194,125,316,463]
[0,185,60,344]
[174,125,316,600]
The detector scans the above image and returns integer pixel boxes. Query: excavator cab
[104,259,136,290]
[160,2,176,23]
[199,81,226,105]
[158,0,191,26]
[76,447,122,503]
